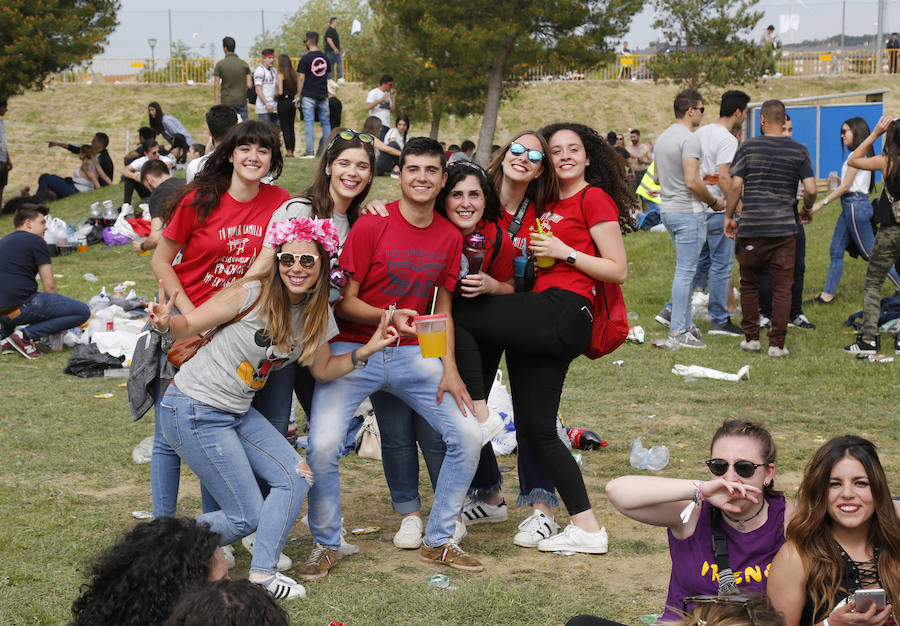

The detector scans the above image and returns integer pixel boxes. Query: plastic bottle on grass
[630,437,669,471]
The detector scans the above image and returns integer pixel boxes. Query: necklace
[722,500,766,531]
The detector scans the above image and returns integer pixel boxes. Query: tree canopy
[651,0,775,89]
[0,0,120,98]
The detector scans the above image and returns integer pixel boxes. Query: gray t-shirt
[174,280,339,413]
[264,197,351,249]
[655,122,703,214]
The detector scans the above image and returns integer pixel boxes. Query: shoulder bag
[166,295,260,368]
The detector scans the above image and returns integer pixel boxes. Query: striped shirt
[730,135,813,238]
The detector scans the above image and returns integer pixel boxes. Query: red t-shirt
[337,202,462,345]
[162,183,290,305]
[498,204,538,257]
[475,220,515,283]
[522,185,620,303]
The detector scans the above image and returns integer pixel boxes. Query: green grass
[3,81,900,625]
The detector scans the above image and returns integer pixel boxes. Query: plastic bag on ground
[132,436,153,464]
[630,437,669,471]
[671,364,750,382]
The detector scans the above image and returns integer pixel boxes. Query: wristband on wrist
[823,618,830,626]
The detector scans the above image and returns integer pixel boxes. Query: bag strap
[709,507,740,595]
[506,196,531,238]
[194,292,262,349]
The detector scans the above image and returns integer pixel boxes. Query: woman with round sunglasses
[809,117,900,303]
[149,121,289,523]
[147,216,398,601]
[606,420,792,620]
[768,435,900,626]
[449,122,632,554]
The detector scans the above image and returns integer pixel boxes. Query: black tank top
[875,170,900,226]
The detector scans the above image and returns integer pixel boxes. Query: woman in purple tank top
[606,420,794,621]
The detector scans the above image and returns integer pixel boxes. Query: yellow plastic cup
[534,232,555,268]
[413,313,448,358]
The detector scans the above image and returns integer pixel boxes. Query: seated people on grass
[134,159,185,254]
[35,144,111,201]
[48,132,114,184]
[71,517,228,626]
[0,204,90,360]
[606,420,792,621]
[186,105,240,184]
[122,141,173,205]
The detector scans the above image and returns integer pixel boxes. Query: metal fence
[54,49,900,85]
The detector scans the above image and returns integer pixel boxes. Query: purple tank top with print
[660,494,786,621]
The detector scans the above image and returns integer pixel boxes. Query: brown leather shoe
[420,540,483,572]
[297,544,339,580]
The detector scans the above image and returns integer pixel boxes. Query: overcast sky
[103,0,899,59]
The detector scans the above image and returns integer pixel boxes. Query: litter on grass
[672,364,750,382]
[131,511,153,520]
[93,393,114,399]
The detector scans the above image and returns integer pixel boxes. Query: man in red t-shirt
[300,137,484,579]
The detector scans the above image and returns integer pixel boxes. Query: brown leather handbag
[165,296,259,368]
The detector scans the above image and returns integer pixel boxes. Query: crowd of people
[3,37,900,625]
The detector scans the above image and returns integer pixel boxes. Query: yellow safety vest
[636,161,660,205]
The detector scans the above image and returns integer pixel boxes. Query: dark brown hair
[487,130,558,215]
[302,127,376,225]
[710,420,779,496]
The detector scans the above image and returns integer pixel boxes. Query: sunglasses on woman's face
[706,458,767,478]
[276,252,320,268]
[509,142,544,163]
[327,129,374,151]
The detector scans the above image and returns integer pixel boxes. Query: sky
[102,0,899,59]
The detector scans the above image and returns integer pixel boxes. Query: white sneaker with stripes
[460,497,508,525]
[513,510,560,547]
[254,572,306,600]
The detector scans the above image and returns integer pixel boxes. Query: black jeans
[277,96,296,153]
[454,288,593,515]
[122,177,151,205]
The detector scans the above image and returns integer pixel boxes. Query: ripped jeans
[157,384,310,576]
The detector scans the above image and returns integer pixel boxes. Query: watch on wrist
[350,349,367,370]
[565,249,578,265]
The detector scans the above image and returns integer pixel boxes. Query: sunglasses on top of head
[276,252,320,268]
[509,142,544,163]
[705,458,767,478]
[327,128,374,151]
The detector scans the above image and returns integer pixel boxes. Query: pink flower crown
[266,216,340,256]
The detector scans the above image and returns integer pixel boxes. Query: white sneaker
[536,522,609,554]
[460,497,508,525]
[740,339,761,353]
[254,572,306,600]
[513,510,560,548]
[222,544,235,569]
[454,519,467,543]
[242,531,293,571]
[768,345,790,358]
[480,410,506,445]
[393,515,423,549]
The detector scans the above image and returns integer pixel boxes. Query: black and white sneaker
[708,320,743,336]
[789,314,816,329]
[654,307,671,328]
[894,334,900,355]
[513,510,560,548]
[844,335,879,355]
[460,497,508,525]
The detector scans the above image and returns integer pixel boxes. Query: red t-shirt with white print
[337,202,462,345]
[162,184,290,306]
[521,185,620,303]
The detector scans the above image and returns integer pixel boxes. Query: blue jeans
[306,342,481,549]
[325,52,342,80]
[823,193,900,295]
[300,97,331,156]
[158,385,309,576]
[700,212,734,324]
[37,174,80,200]
[368,391,445,514]
[662,212,707,334]
[0,291,89,340]
[229,104,248,121]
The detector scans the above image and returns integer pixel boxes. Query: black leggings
[277,96,296,153]
[453,288,593,515]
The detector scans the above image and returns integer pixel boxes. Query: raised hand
[143,279,178,333]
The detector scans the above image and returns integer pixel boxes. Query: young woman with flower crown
[147,216,398,601]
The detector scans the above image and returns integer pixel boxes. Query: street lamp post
[148,38,157,83]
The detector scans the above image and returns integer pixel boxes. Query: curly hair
[163,121,284,224]
[786,435,900,621]
[164,579,292,626]
[71,517,221,626]
[538,122,637,234]
[435,161,502,224]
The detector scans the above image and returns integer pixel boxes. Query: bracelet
[823,618,830,626]
[694,481,704,504]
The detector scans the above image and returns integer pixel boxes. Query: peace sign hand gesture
[143,279,179,333]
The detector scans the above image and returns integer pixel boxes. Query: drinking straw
[535,218,543,234]
[430,286,438,315]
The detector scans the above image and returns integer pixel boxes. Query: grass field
[2,77,900,625]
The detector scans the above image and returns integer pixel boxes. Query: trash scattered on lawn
[94,393,114,399]
[427,574,458,589]
[131,511,153,520]
[83,273,98,282]
[630,437,669,471]
[626,326,645,343]
[351,527,380,535]
[671,364,750,382]
[133,436,153,464]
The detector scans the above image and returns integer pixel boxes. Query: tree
[0,0,119,98]
[366,3,641,162]
[650,0,775,89]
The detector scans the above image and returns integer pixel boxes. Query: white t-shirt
[842,157,872,194]
[185,152,211,184]
[384,127,406,150]
[129,154,174,176]
[253,65,277,115]
[695,123,738,210]
[366,87,392,127]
